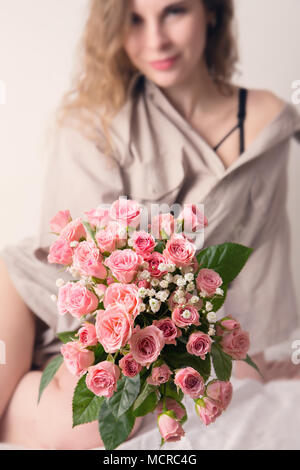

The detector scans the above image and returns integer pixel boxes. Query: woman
[1,0,300,449]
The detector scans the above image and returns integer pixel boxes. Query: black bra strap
[213,87,248,154]
[238,88,247,154]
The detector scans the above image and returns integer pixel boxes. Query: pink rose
[196,268,223,297]
[174,367,205,399]
[50,210,72,234]
[186,332,212,360]
[156,398,186,421]
[61,341,94,377]
[150,213,175,239]
[84,206,110,229]
[157,412,185,442]
[220,315,241,331]
[47,236,73,265]
[85,361,120,397]
[132,230,156,255]
[171,305,201,328]
[104,249,143,283]
[96,221,127,253]
[103,283,141,321]
[136,280,151,289]
[206,380,233,410]
[128,325,165,368]
[77,322,98,346]
[153,318,181,345]
[60,217,86,242]
[57,282,99,318]
[221,328,250,360]
[109,198,141,228]
[95,304,133,353]
[144,251,168,278]
[177,204,208,234]
[195,397,223,425]
[163,234,196,267]
[118,353,142,378]
[72,241,107,279]
[147,364,173,385]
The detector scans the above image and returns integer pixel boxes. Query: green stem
[162,383,167,412]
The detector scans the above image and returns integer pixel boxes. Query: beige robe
[1,73,300,368]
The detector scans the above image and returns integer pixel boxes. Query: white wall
[0,0,299,306]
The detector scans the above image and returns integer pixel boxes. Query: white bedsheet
[1,376,299,450]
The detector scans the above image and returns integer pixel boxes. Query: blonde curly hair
[56,0,239,164]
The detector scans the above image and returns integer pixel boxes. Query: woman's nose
[145,21,171,50]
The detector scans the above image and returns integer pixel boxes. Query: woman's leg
[0,363,143,450]
[0,257,36,419]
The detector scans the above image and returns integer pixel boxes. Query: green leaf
[163,380,184,402]
[99,401,135,450]
[56,330,78,343]
[133,390,160,417]
[72,374,105,426]
[38,355,63,404]
[211,343,232,381]
[154,240,165,254]
[243,354,264,380]
[196,242,253,285]
[107,375,140,419]
[161,343,211,382]
[133,382,158,413]
[82,221,96,243]
[93,343,106,363]
[208,284,228,313]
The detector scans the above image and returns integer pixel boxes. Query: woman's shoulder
[247,87,286,117]
[243,87,287,142]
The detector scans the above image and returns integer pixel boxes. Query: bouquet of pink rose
[38,197,261,450]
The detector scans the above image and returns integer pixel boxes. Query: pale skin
[1,0,299,449]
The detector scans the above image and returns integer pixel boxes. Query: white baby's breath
[208,327,215,336]
[167,263,176,273]
[189,295,200,304]
[199,290,208,298]
[216,287,224,296]
[139,303,146,312]
[182,309,191,319]
[205,301,213,312]
[164,273,174,283]
[147,288,156,297]
[141,270,151,280]
[149,298,161,313]
[160,280,169,289]
[155,290,170,302]
[138,287,147,298]
[176,276,186,287]
[186,282,195,292]
[207,312,217,323]
[50,294,57,302]
[184,272,194,282]
[151,278,160,287]
[55,278,65,287]
[158,263,167,271]
[70,241,79,248]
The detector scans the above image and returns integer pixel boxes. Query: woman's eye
[130,8,185,26]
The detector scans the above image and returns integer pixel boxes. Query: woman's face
[123,0,209,87]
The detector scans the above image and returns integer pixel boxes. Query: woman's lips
[149,54,180,70]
